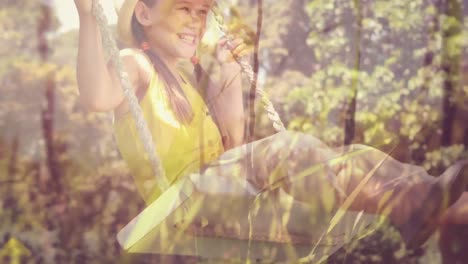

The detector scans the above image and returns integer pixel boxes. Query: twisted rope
[91,0,170,191]
[211,2,286,132]
[211,1,285,259]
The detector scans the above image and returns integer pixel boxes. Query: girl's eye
[177,6,208,17]
[178,7,190,13]
[197,9,208,16]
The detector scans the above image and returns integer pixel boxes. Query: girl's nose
[189,10,203,23]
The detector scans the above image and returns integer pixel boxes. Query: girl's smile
[177,32,197,46]
[138,0,212,64]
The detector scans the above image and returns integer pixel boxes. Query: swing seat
[117,173,386,262]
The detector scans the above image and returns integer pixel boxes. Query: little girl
[74,0,468,251]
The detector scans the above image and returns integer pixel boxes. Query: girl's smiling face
[136,0,213,63]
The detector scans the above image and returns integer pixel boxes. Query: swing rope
[211,2,286,132]
[90,0,285,191]
[91,1,170,191]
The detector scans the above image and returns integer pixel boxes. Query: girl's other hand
[74,0,93,17]
[215,36,252,66]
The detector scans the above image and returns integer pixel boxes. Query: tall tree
[440,0,463,146]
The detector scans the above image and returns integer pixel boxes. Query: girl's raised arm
[74,0,140,112]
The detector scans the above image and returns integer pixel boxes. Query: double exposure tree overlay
[250,0,467,171]
[0,0,467,263]
[0,1,142,263]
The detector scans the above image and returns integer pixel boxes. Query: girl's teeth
[179,34,195,44]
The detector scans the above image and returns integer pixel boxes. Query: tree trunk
[343,0,362,145]
[271,0,315,76]
[38,3,62,194]
[410,1,440,164]
[440,0,462,147]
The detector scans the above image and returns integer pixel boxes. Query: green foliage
[1,0,467,263]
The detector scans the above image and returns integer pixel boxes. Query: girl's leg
[439,193,468,263]
[201,130,467,246]
[258,131,468,247]
[440,192,468,225]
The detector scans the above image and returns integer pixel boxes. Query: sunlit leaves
[0,0,467,262]
[423,144,466,170]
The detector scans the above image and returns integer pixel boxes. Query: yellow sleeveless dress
[113,70,225,204]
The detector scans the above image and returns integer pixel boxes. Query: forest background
[0,0,467,263]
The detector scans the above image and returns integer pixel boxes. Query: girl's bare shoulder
[112,48,154,117]
[118,48,154,87]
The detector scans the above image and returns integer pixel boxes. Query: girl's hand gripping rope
[216,36,252,66]
[216,36,252,87]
